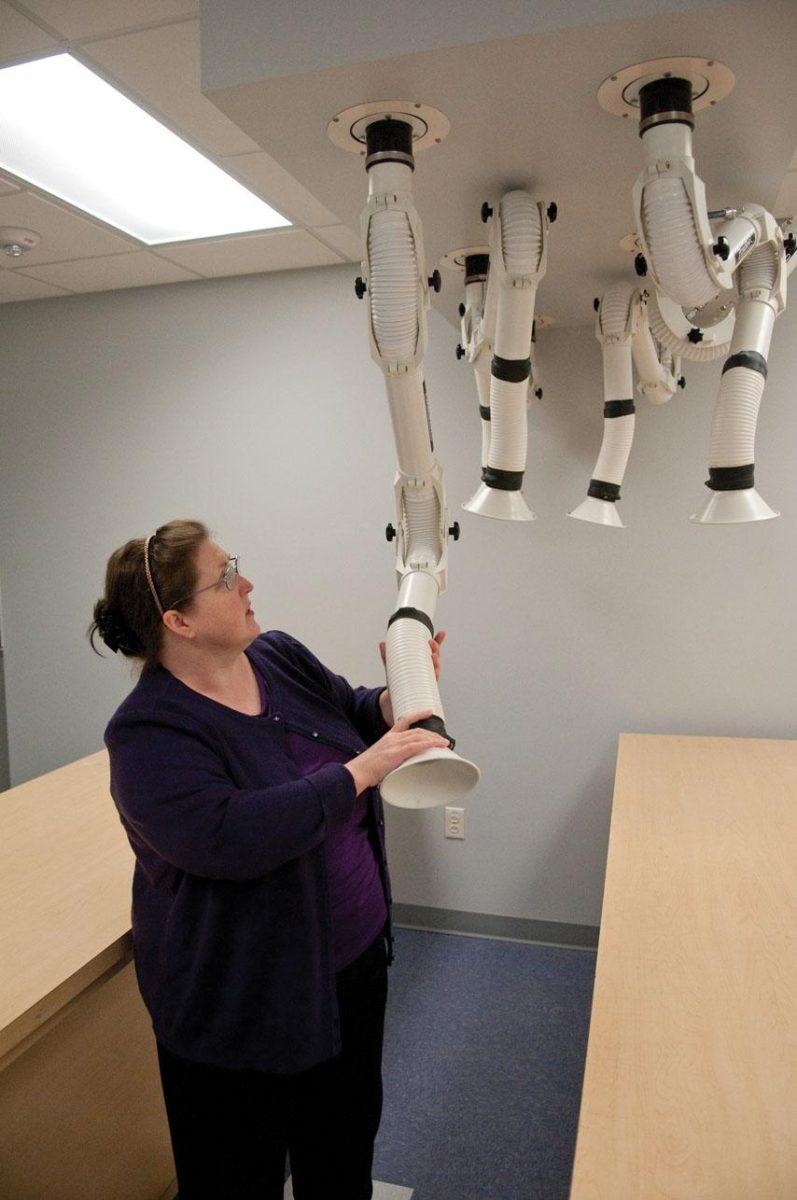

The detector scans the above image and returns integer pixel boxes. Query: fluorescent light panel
[0,53,290,244]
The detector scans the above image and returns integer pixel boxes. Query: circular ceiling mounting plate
[597,57,734,119]
[440,245,490,271]
[327,101,450,155]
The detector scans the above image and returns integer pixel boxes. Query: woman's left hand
[379,630,446,681]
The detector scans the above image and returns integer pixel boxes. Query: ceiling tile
[311,224,361,261]
[0,1,57,63]
[221,151,341,228]
[0,267,69,302]
[155,228,342,275]
[774,172,797,218]
[80,20,259,158]
[0,191,134,263]
[17,250,198,291]
[19,1,197,41]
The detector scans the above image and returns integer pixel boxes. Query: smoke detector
[0,227,41,257]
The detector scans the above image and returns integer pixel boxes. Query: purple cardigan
[104,630,394,1073]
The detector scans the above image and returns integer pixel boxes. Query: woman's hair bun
[95,604,142,655]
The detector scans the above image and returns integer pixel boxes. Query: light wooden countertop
[570,733,797,1199]
[0,749,134,1069]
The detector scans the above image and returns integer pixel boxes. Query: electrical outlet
[444,806,465,839]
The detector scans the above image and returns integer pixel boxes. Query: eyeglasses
[169,555,240,610]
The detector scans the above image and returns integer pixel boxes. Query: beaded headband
[143,535,165,615]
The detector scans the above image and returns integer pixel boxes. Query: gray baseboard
[392,904,599,950]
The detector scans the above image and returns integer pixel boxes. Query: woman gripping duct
[88,518,447,1199]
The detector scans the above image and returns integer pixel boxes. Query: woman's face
[181,538,261,650]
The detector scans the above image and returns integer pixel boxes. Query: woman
[88,518,448,1200]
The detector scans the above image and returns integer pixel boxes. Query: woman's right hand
[344,710,449,795]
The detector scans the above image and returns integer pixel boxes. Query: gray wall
[1,263,796,928]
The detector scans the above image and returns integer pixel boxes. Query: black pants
[156,931,389,1200]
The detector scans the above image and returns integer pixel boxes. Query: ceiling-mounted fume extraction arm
[456,191,554,521]
[328,101,480,809]
[599,56,795,524]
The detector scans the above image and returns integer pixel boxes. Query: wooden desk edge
[0,933,133,1071]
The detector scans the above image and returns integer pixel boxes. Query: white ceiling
[0,0,795,322]
[0,0,356,304]
[203,0,797,328]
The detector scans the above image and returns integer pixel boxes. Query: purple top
[104,630,394,1073]
[252,666,387,971]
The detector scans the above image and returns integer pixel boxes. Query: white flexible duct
[634,120,735,310]
[641,171,717,308]
[474,353,492,467]
[691,239,783,524]
[594,346,635,481]
[360,127,479,805]
[459,272,492,468]
[368,208,419,361]
[646,290,732,362]
[569,285,635,527]
[570,286,679,527]
[463,190,548,521]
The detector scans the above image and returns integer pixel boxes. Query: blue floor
[373,927,597,1200]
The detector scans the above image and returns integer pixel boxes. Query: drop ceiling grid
[16,250,201,292]
[0,0,57,61]
[7,0,199,43]
[0,0,350,300]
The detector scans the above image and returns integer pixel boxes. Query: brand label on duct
[735,233,755,264]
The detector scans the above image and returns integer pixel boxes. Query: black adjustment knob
[593,297,600,311]
[678,376,686,388]
[784,232,796,258]
[687,327,704,343]
[448,522,460,541]
[547,201,558,223]
[458,302,466,317]
[428,269,442,293]
[481,201,493,223]
[634,253,648,277]
[712,236,730,261]
[385,523,396,542]
[354,276,367,299]
[534,387,543,399]
[456,343,465,360]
